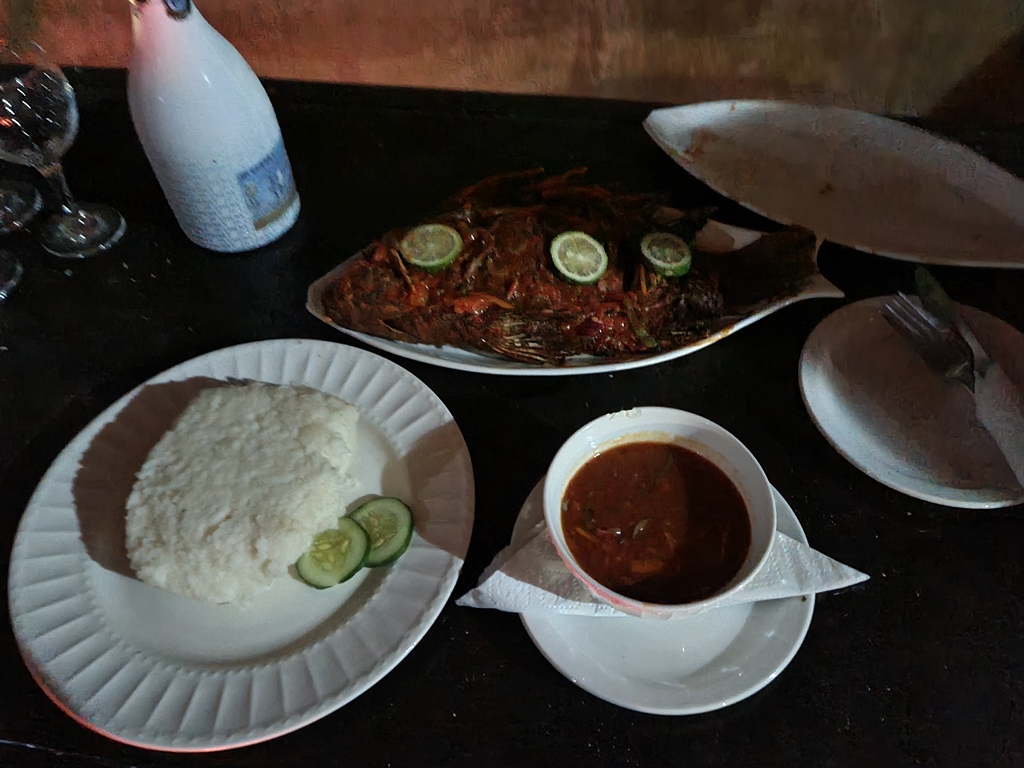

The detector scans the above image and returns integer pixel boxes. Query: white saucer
[517,480,814,715]
[800,297,1024,508]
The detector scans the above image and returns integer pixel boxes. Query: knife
[914,267,1024,491]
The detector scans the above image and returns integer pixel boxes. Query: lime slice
[398,223,463,272]
[550,231,608,285]
[641,232,692,277]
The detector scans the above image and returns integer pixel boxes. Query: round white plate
[800,297,1024,508]
[517,480,814,715]
[7,339,475,752]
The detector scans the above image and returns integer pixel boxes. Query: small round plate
[800,297,1024,508]
[517,480,814,715]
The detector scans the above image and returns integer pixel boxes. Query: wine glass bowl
[0,40,125,258]
[0,249,24,301]
[0,59,79,165]
[0,180,42,233]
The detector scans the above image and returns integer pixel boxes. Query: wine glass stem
[39,163,78,215]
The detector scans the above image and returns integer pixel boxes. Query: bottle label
[237,138,298,230]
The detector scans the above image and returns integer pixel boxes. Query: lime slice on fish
[398,223,463,272]
[641,232,692,277]
[550,231,608,285]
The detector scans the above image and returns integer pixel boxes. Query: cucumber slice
[349,497,414,567]
[398,223,463,272]
[295,517,370,588]
[640,232,692,277]
[550,231,608,285]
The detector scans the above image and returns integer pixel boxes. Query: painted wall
[3,0,1024,120]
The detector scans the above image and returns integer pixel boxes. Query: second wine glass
[0,180,42,233]
[0,41,125,258]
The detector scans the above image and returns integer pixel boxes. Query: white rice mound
[125,382,359,604]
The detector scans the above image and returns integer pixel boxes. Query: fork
[880,292,975,390]
[881,291,1024,492]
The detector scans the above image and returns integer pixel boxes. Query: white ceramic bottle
[127,0,300,252]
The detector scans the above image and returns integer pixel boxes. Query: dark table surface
[1,71,1022,768]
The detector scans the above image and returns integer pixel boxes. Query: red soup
[561,441,751,605]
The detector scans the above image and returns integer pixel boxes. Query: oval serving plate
[307,221,842,376]
[645,100,1024,268]
[7,339,475,752]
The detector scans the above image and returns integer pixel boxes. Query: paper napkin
[457,491,869,618]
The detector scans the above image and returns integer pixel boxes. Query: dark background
[0,71,1022,767]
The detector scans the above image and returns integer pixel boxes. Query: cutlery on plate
[881,291,1024,491]
[881,292,975,390]
[914,267,994,376]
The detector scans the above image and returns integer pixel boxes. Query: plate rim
[518,479,815,715]
[7,338,476,751]
[799,297,1024,509]
[318,286,842,377]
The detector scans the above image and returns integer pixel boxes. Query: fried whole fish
[311,168,833,365]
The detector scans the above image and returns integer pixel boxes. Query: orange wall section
[3,0,1023,121]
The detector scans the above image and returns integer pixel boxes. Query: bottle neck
[130,0,210,52]
[130,0,198,30]
[132,0,192,19]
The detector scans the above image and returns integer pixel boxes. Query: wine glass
[0,41,125,258]
[0,180,42,233]
[0,249,23,301]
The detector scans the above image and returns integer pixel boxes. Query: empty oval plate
[645,100,1024,268]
